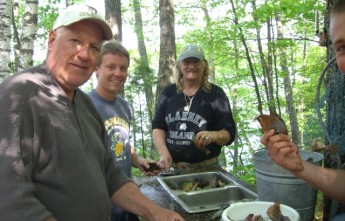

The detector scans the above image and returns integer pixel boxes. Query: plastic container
[221,201,300,221]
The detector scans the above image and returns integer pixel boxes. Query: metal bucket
[253,149,324,221]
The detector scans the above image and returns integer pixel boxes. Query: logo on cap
[80,6,98,17]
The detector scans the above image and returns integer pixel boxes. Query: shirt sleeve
[212,86,237,145]
[152,85,173,130]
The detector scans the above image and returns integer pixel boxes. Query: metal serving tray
[157,171,257,213]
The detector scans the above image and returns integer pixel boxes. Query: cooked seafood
[266,202,291,221]
[234,202,291,221]
[166,176,228,192]
[243,213,264,221]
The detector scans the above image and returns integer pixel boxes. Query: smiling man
[88,42,162,221]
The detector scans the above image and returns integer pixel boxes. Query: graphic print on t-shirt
[166,110,207,146]
[104,116,130,161]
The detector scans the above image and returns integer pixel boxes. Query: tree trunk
[275,13,301,147]
[156,0,176,99]
[19,0,38,70]
[104,0,124,98]
[12,0,20,73]
[251,0,275,114]
[229,0,263,115]
[0,0,13,80]
[132,0,154,117]
[200,2,215,80]
[105,0,122,41]
[132,0,155,155]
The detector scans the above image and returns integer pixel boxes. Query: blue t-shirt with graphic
[88,89,133,177]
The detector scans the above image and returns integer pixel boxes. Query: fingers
[195,134,211,148]
[159,158,172,171]
[266,137,297,163]
[200,135,211,144]
[260,129,275,146]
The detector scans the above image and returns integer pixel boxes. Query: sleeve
[152,85,173,130]
[212,87,237,145]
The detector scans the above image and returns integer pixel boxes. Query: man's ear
[95,67,100,78]
[47,30,57,51]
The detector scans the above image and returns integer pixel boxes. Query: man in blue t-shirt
[88,42,161,221]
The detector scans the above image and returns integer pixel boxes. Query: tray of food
[157,171,257,213]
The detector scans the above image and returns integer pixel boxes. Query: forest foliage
[2,0,330,184]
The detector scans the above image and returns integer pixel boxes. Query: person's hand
[194,131,215,152]
[137,158,162,176]
[261,129,304,173]
[150,206,185,221]
[158,150,173,171]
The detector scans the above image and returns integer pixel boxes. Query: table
[133,168,256,221]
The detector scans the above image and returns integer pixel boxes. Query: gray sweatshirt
[0,64,131,221]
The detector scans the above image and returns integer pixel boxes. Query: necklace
[183,94,195,112]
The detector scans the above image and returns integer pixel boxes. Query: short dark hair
[98,41,130,66]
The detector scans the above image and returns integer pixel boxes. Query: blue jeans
[111,211,140,221]
[332,213,345,221]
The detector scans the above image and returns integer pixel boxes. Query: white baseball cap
[53,5,113,40]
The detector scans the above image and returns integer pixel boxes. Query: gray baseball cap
[53,5,113,40]
[178,44,205,61]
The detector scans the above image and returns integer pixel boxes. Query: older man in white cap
[0,4,184,221]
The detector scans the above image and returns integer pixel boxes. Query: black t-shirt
[152,83,236,163]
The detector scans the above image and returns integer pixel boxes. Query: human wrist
[132,155,141,168]
[158,145,169,156]
[210,131,225,145]
[291,160,305,175]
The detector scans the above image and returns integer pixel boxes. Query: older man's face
[47,20,103,98]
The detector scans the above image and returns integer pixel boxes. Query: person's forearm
[209,130,230,146]
[152,129,169,155]
[130,146,140,168]
[111,182,161,219]
[293,161,345,204]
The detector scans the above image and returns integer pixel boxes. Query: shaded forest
[1,1,345,219]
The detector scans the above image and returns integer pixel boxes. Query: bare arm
[294,161,345,204]
[111,182,184,221]
[130,146,161,176]
[130,145,144,169]
[194,129,231,147]
[152,128,172,169]
[261,129,345,204]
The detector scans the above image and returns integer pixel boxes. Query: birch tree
[19,0,38,70]
[0,0,12,80]
[275,12,301,147]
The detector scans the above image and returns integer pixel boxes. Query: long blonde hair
[174,59,211,93]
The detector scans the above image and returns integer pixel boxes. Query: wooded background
[0,0,344,219]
